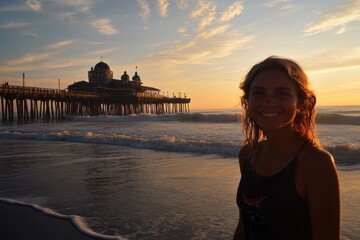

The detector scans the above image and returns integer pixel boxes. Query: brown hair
[240,56,321,156]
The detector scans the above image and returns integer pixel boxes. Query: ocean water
[0,106,359,239]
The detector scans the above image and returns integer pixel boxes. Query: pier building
[0,61,190,122]
[68,61,161,96]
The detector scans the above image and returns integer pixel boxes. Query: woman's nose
[264,94,277,104]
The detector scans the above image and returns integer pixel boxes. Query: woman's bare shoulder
[238,144,251,173]
[239,144,251,159]
[298,144,337,180]
[300,144,334,165]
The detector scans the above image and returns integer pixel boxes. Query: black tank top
[236,152,312,240]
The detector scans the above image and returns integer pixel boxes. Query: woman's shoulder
[298,143,337,181]
[239,144,251,159]
[238,144,252,173]
[300,143,334,166]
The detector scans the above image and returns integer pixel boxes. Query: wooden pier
[0,84,191,122]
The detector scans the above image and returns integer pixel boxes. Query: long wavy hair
[240,56,321,157]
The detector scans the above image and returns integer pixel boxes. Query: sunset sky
[0,0,359,109]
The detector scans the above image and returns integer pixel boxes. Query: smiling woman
[233,56,340,240]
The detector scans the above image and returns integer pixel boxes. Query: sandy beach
[0,198,121,240]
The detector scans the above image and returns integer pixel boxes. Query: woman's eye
[251,91,264,97]
[277,92,291,98]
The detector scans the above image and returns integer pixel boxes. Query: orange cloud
[304,0,360,35]
[158,0,169,17]
[91,18,117,35]
[219,1,244,22]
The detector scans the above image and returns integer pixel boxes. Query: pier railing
[0,84,190,122]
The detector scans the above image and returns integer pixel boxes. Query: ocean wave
[316,114,360,125]
[0,130,240,158]
[62,112,242,123]
[0,130,358,166]
[62,112,360,125]
[325,144,360,166]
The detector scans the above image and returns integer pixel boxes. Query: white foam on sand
[0,197,126,240]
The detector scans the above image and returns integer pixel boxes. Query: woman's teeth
[261,112,279,118]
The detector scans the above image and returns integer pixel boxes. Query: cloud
[304,0,360,36]
[46,40,75,50]
[258,0,290,8]
[0,22,29,29]
[279,4,297,10]
[138,0,150,24]
[0,57,95,73]
[178,27,187,33]
[26,0,42,12]
[177,0,188,9]
[148,27,253,66]
[0,4,29,12]
[0,0,42,12]
[190,0,216,31]
[165,1,250,64]
[6,52,53,66]
[197,25,230,39]
[198,10,216,31]
[37,58,95,70]
[0,45,95,73]
[1,0,92,13]
[91,18,118,35]
[87,47,120,56]
[158,0,169,17]
[48,0,94,23]
[219,1,244,22]
[258,0,298,10]
[336,26,348,35]
[301,48,360,73]
[59,0,93,13]
[20,30,39,38]
[57,12,77,22]
[190,0,213,18]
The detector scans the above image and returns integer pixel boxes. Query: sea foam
[0,197,125,240]
[62,112,360,125]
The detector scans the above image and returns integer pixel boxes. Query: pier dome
[132,72,141,85]
[94,61,110,71]
[121,71,130,83]
[88,61,113,83]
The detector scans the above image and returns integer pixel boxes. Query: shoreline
[0,197,124,240]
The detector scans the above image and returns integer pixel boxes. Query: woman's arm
[233,210,245,240]
[233,145,251,240]
[303,149,340,240]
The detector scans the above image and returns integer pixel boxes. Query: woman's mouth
[260,112,280,118]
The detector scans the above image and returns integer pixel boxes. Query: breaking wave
[63,112,242,123]
[316,114,360,125]
[62,112,360,125]
[0,129,358,166]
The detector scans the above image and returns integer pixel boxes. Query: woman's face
[248,69,299,133]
